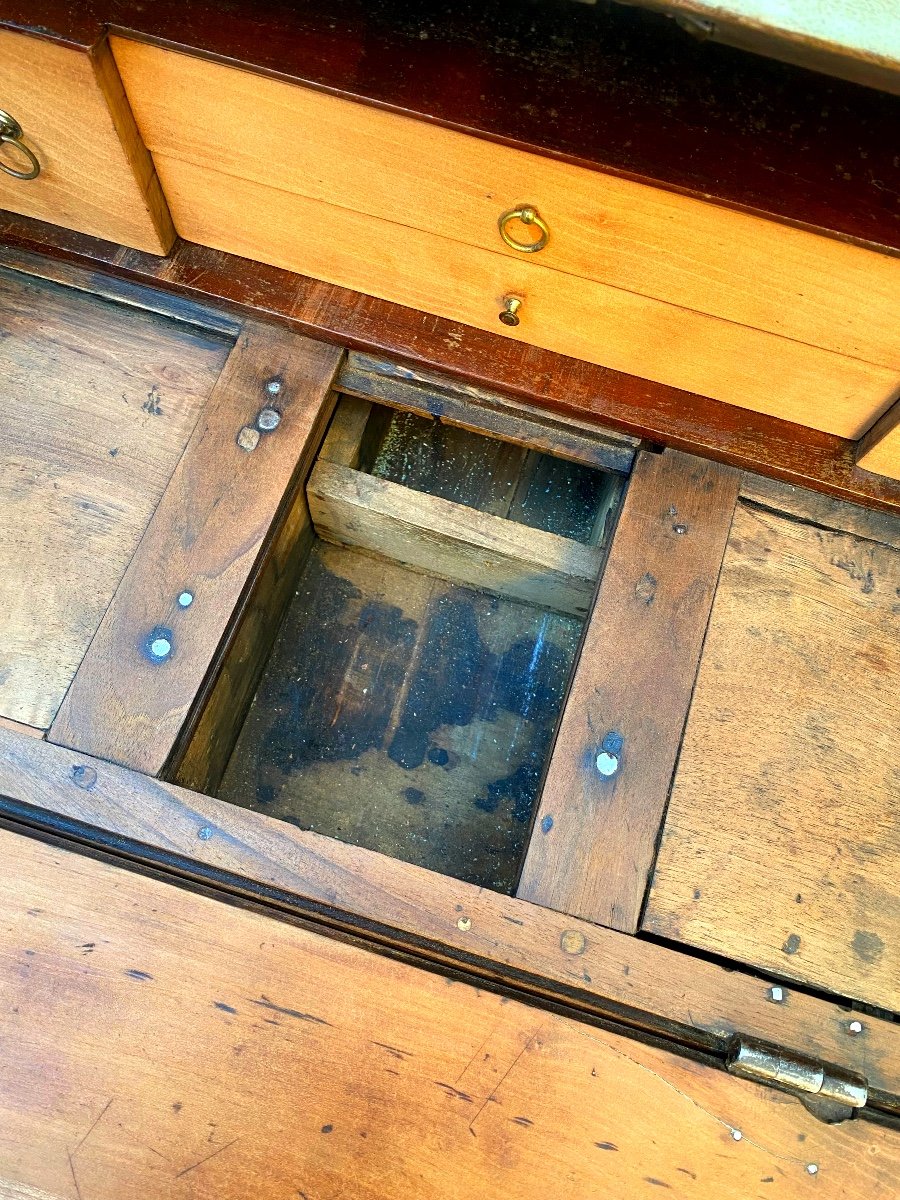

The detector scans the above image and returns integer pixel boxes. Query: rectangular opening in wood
[178,395,624,892]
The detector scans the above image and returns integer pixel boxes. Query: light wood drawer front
[111,38,900,371]
[0,31,173,253]
[154,154,898,439]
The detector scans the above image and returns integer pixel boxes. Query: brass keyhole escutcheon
[498,205,549,253]
[0,110,40,180]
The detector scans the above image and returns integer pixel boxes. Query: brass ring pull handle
[498,205,549,253]
[0,110,41,180]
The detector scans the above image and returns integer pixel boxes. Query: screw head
[457,916,472,932]
[257,407,282,432]
[197,826,213,841]
[177,591,194,608]
[150,636,171,660]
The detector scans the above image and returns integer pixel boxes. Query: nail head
[150,637,171,660]
[177,591,194,608]
[457,916,472,932]
[197,826,213,841]
[237,425,260,452]
[560,930,586,955]
[731,1128,742,1141]
[596,751,619,777]
[768,986,784,1003]
[848,1019,864,1035]
[257,407,282,432]
[806,1164,818,1176]
[265,378,282,395]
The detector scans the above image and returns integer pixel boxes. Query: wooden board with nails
[1,826,898,1200]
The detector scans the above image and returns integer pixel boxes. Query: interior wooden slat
[0,266,230,729]
[644,501,900,1011]
[1,826,897,1199]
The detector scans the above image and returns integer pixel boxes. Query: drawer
[0,30,173,253]
[111,38,900,436]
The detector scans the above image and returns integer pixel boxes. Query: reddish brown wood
[517,450,741,931]
[3,226,898,515]
[1,0,899,253]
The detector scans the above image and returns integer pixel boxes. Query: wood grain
[0,725,896,1104]
[518,449,740,931]
[147,153,900,439]
[308,460,604,617]
[645,502,900,1012]
[49,323,343,775]
[0,30,173,253]
[112,37,900,372]
[0,266,229,728]
[740,472,900,552]
[2,230,899,517]
[2,828,897,1200]
[857,399,900,481]
[0,717,42,739]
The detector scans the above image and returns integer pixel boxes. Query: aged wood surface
[2,727,896,1102]
[740,472,900,552]
[308,461,604,617]
[857,399,900,481]
[4,0,900,253]
[113,37,900,372]
[49,323,343,775]
[0,30,172,252]
[217,542,581,893]
[645,502,900,1012]
[518,450,740,930]
[1,828,898,1200]
[0,266,229,728]
[3,231,896,516]
[0,717,42,739]
[144,152,900,438]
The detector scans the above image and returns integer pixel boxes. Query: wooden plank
[112,37,900,371]
[0,266,230,729]
[150,152,900,440]
[518,449,740,931]
[318,395,375,468]
[857,398,900,481]
[740,472,900,552]
[49,323,343,775]
[307,460,604,617]
[339,352,637,474]
[2,726,896,1105]
[0,30,173,253]
[0,717,42,739]
[644,502,900,1012]
[3,828,897,1200]
[2,230,899,517]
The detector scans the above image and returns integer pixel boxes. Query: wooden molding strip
[857,397,900,481]
[2,228,898,515]
[0,725,895,1107]
[518,449,741,932]
[49,321,343,775]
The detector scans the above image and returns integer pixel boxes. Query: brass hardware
[499,296,522,327]
[727,1036,867,1122]
[0,110,40,180]
[498,205,549,253]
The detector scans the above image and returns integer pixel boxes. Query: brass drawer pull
[498,205,549,253]
[0,110,41,180]
[499,296,522,326]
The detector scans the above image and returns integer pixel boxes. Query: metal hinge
[727,1036,868,1124]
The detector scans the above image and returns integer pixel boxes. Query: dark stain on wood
[251,996,332,1026]
[782,934,802,956]
[124,969,153,981]
[852,930,885,964]
[214,1001,238,1014]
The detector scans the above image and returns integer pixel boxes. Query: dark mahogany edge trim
[2,219,899,515]
[2,1,900,254]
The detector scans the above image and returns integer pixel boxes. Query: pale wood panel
[1,725,897,1100]
[0,717,42,739]
[1,828,897,1200]
[111,37,900,369]
[518,450,740,928]
[0,31,173,252]
[149,154,900,439]
[645,502,900,1012]
[308,460,604,617]
[857,398,900,481]
[0,267,230,729]
[49,325,342,776]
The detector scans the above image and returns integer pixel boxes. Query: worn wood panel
[1,726,896,1101]
[857,399,900,481]
[1,830,898,1200]
[0,30,173,252]
[0,717,42,739]
[49,324,343,775]
[149,154,900,439]
[0,267,230,728]
[112,37,900,371]
[518,450,740,930]
[308,461,604,617]
[740,472,900,552]
[3,231,899,517]
[645,503,900,1012]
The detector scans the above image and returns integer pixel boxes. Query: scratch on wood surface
[468,1026,542,1136]
[250,996,331,1025]
[73,1097,113,1154]
[175,1137,240,1179]
[66,1150,83,1200]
